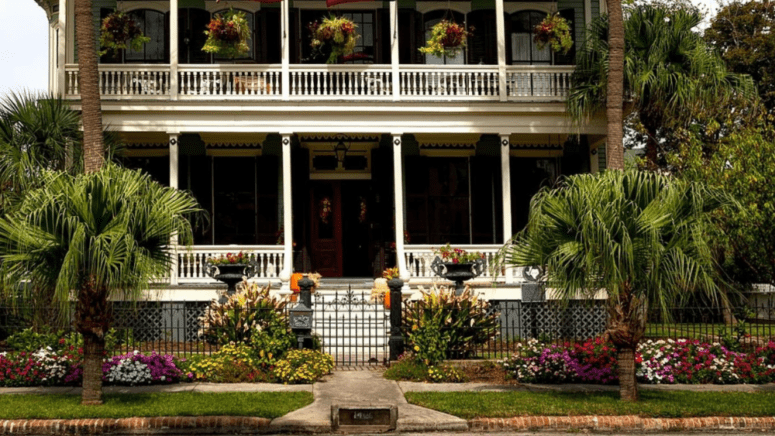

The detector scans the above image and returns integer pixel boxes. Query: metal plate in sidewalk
[331,404,397,433]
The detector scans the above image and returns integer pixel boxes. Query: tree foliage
[666,120,775,288]
[705,1,775,113]
[568,4,756,167]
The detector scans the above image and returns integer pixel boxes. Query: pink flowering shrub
[102,351,186,385]
[0,345,82,387]
[501,338,775,385]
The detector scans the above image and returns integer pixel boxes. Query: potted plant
[202,9,251,59]
[533,13,573,55]
[206,251,257,300]
[419,20,474,59]
[99,10,151,57]
[308,15,359,64]
[430,244,485,294]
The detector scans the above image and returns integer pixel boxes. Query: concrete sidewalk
[399,380,775,393]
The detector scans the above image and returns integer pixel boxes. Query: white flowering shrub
[103,352,153,385]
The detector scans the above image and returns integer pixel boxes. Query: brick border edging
[0,416,272,435]
[469,416,775,432]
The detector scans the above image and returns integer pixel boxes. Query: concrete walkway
[270,370,468,433]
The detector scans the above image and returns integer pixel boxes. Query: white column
[495,0,508,102]
[280,133,294,292]
[281,0,290,101]
[500,134,514,284]
[57,0,67,96]
[392,134,410,284]
[390,1,400,102]
[169,133,180,286]
[169,0,179,100]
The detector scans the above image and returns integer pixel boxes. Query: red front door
[310,182,343,277]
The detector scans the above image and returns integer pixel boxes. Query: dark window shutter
[259,9,281,63]
[398,9,414,64]
[376,9,391,64]
[554,8,575,65]
[290,8,300,63]
[467,10,496,65]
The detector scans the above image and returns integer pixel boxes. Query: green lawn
[405,391,775,419]
[644,323,775,340]
[0,392,312,420]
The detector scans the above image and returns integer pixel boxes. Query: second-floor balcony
[63,63,573,102]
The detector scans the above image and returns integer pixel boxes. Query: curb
[0,416,272,435]
[469,416,775,433]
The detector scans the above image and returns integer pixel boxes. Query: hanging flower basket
[308,15,359,64]
[202,9,251,59]
[419,20,474,59]
[534,13,573,55]
[99,10,151,57]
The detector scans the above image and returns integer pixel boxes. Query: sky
[0,0,722,96]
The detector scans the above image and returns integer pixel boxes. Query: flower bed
[500,338,775,385]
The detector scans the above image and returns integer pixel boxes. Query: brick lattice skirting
[469,416,775,432]
[0,416,271,435]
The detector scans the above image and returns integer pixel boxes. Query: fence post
[388,278,404,361]
[289,276,314,349]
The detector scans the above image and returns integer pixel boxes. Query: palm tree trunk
[73,0,105,173]
[606,0,625,170]
[75,276,111,405]
[617,347,638,402]
[81,333,105,405]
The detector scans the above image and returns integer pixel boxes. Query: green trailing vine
[534,13,573,55]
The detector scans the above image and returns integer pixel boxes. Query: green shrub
[250,319,297,367]
[403,285,499,365]
[187,343,268,382]
[384,353,466,383]
[201,281,288,345]
[272,349,333,384]
[6,328,125,355]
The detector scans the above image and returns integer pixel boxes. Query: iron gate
[312,287,391,366]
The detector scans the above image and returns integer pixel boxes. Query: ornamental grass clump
[202,9,251,59]
[200,280,289,345]
[420,20,474,58]
[308,15,359,64]
[404,284,499,364]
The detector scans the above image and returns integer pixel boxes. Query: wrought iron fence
[1,299,773,362]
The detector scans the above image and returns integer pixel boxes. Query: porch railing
[63,64,574,102]
[176,245,284,283]
[399,65,500,100]
[289,65,392,99]
[403,244,519,283]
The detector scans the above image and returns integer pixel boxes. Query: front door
[310,181,372,277]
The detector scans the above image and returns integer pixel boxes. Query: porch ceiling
[509,133,568,149]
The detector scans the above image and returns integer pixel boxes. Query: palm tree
[73,0,105,173]
[568,4,755,167]
[0,164,201,404]
[606,0,625,170]
[500,170,732,401]
[0,92,122,215]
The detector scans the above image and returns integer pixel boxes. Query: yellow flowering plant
[419,20,474,59]
[272,349,334,384]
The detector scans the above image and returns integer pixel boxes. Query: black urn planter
[206,262,257,302]
[430,257,485,295]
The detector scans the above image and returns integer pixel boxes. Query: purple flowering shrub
[102,351,186,385]
[501,338,775,385]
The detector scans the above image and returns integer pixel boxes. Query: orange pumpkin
[383,291,390,309]
[290,272,304,293]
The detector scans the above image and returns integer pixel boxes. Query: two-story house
[39,0,607,301]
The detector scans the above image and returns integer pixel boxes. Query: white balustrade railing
[65,65,171,98]
[176,245,284,283]
[178,65,282,98]
[505,66,574,100]
[289,65,392,99]
[63,64,572,102]
[399,66,500,99]
[403,244,518,283]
